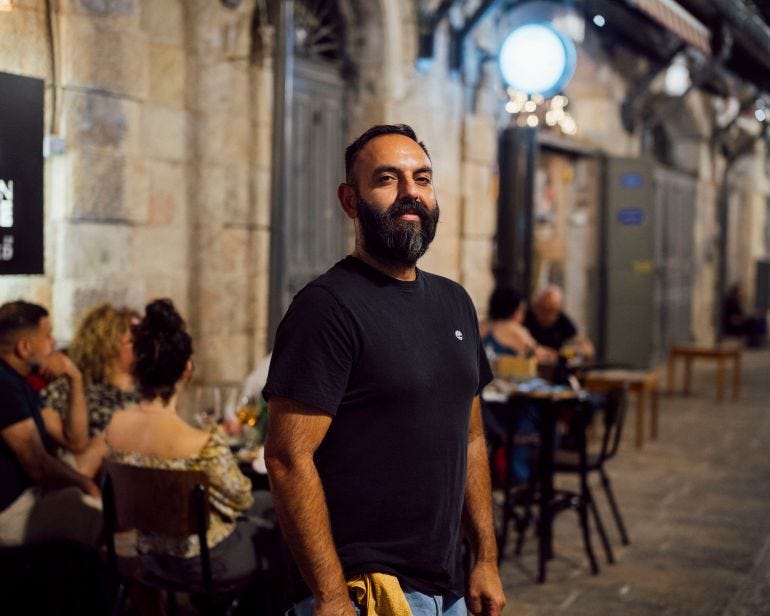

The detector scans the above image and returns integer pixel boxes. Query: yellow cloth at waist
[347,572,412,616]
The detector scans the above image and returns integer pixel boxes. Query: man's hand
[82,478,101,499]
[534,345,559,365]
[265,397,352,613]
[463,398,506,615]
[466,560,506,616]
[38,351,81,382]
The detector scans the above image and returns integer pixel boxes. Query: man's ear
[15,335,30,360]
[338,183,358,220]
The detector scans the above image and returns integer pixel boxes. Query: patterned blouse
[42,378,139,436]
[108,428,254,558]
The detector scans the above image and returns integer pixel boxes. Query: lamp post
[495,22,576,293]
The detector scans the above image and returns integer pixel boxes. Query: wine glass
[194,385,222,429]
[236,396,262,449]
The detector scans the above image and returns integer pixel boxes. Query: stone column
[53,0,153,338]
[182,0,259,383]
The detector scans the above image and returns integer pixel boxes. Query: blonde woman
[42,304,139,476]
[43,304,139,436]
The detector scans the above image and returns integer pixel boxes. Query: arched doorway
[266,0,349,343]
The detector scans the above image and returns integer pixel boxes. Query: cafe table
[584,368,659,449]
[483,378,592,582]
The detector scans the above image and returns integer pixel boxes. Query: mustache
[386,198,434,222]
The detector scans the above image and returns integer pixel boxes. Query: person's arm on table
[2,419,100,497]
[264,396,355,616]
[462,396,506,616]
[572,334,595,363]
[39,352,89,453]
[534,345,559,365]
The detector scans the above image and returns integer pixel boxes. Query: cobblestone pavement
[498,348,770,616]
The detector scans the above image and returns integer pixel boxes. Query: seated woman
[479,286,544,486]
[105,299,261,584]
[41,303,139,476]
[43,304,139,432]
[480,286,538,359]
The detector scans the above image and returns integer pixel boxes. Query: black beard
[356,195,440,265]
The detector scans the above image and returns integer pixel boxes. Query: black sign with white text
[0,71,44,275]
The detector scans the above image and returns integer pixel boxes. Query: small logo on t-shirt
[455,330,463,340]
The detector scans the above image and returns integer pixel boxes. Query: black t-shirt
[0,359,51,511]
[264,256,492,597]
[524,309,578,351]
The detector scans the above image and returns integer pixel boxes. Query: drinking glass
[194,385,222,429]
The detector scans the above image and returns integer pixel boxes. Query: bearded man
[264,124,505,616]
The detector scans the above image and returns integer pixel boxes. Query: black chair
[482,398,537,562]
[552,384,631,567]
[102,460,257,615]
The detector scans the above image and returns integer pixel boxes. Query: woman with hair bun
[105,298,262,583]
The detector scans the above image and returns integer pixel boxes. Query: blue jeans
[291,586,467,615]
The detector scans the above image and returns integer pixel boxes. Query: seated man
[525,287,598,450]
[723,283,767,347]
[0,301,101,547]
[524,285,595,364]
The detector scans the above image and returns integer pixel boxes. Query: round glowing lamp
[499,23,576,98]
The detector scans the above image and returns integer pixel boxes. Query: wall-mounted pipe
[449,0,506,71]
[710,0,770,71]
[417,0,456,61]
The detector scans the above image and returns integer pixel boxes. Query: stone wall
[0,0,265,384]
[1,0,766,380]
[0,1,56,314]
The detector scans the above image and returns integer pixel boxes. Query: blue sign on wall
[620,172,644,189]
[0,71,44,275]
[617,207,645,226]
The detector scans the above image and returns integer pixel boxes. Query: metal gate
[652,166,696,360]
[268,0,347,344]
[283,58,346,300]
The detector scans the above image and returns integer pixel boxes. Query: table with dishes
[179,383,269,489]
[483,376,589,582]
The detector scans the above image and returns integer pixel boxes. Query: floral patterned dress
[42,378,139,436]
[107,428,254,558]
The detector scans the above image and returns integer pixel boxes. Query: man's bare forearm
[462,429,498,563]
[62,373,89,452]
[34,452,99,496]
[266,454,349,602]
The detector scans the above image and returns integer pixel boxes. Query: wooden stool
[666,343,742,401]
[585,370,659,449]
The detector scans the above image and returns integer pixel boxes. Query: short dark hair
[132,299,193,404]
[344,124,430,185]
[488,287,526,321]
[0,301,49,349]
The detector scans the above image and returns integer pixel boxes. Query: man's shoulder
[0,364,37,431]
[420,269,472,299]
[0,359,26,396]
[293,263,354,309]
[294,257,378,305]
[558,311,577,330]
